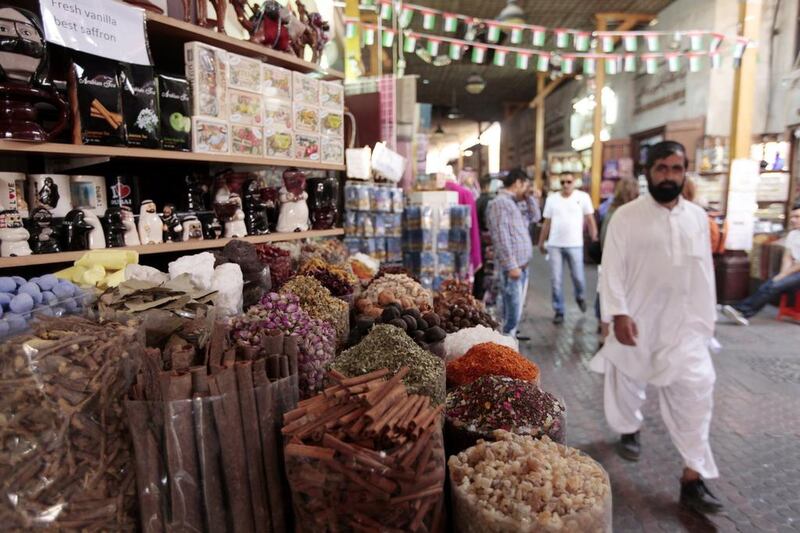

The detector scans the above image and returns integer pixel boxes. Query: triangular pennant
[601,36,614,53]
[510,27,524,45]
[403,33,417,53]
[690,33,704,52]
[624,54,637,72]
[667,54,681,72]
[382,29,395,47]
[644,55,658,74]
[574,32,590,52]
[345,21,358,39]
[363,27,376,46]
[536,53,550,72]
[688,54,702,72]
[561,55,575,74]
[487,24,501,43]
[733,38,749,60]
[493,49,508,67]
[443,14,458,33]
[555,29,569,48]
[399,7,414,28]
[532,27,546,47]
[449,43,462,60]
[583,57,596,76]
[623,35,638,52]
[515,52,531,70]
[646,34,660,52]
[380,3,392,21]
[427,38,440,56]
[471,45,487,63]
[422,11,437,31]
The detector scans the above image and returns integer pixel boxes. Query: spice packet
[320,80,343,109]
[262,63,292,100]
[293,71,319,105]
[320,110,343,137]
[185,41,227,119]
[321,136,343,165]
[70,52,123,145]
[119,64,160,148]
[293,104,320,134]
[228,89,263,126]
[264,98,292,129]
[294,134,320,161]
[227,52,262,93]
[157,74,191,151]
[192,117,229,154]
[231,124,263,156]
[264,127,293,159]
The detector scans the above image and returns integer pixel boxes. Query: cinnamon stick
[192,393,227,532]
[253,366,287,533]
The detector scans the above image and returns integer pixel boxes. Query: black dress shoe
[553,313,564,325]
[577,299,587,313]
[515,333,531,341]
[617,431,640,461]
[680,479,723,514]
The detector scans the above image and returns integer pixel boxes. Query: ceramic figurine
[204,216,223,239]
[0,209,31,257]
[120,206,140,246]
[182,215,204,241]
[138,199,163,245]
[62,209,94,251]
[104,207,127,248]
[83,210,106,249]
[161,203,183,242]
[223,193,248,238]
[29,206,59,254]
[36,176,60,209]
[277,168,309,233]
[244,179,269,235]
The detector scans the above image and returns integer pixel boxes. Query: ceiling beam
[528,76,570,109]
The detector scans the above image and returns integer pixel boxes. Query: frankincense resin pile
[448,431,611,533]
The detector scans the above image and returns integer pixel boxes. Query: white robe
[589,195,719,478]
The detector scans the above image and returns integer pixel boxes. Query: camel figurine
[298,0,330,64]
[230,0,293,53]
[182,0,227,35]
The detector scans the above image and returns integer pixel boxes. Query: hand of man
[614,315,638,346]
[508,267,522,280]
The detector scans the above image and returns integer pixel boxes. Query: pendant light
[497,0,525,24]
[465,72,486,94]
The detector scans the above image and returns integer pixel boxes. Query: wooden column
[534,73,546,188]
[344,0,360,80]
[730,0,762,159]
[590,16,607,207]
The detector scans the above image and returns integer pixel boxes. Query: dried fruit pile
[347,303,446,354]
[356,273,433,318]
[446,342,540,388]
[256,244,293,289]
[299,257,357,297]
[434,280,498,333]
[448,431,611,532]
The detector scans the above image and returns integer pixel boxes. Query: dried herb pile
[283,368,445,532]
[446,342,540,388]
[0,316,143,530]
[331,324,445,404]
[280,275,349,346]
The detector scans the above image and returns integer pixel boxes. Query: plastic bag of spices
[0,315,144,530]
[449,431,612,533]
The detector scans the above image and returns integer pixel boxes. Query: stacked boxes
[403,205,471,290]
[184,42,344,163]
[343,182,404,263]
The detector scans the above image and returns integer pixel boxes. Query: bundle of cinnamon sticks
[283,367,446,533]
[127,321,299,533]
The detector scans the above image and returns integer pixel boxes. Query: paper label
[40,0,151,65]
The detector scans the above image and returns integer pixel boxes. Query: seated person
[722,202,800,324]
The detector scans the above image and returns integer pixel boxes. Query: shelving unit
[0,228,344,269]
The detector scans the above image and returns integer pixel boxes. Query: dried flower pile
[448,431,611,532]
[446,342,540,388]
[299,257,357,297]
[280,276,349,346]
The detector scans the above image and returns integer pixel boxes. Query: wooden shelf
[0,141,345,171]
[146,13,344,81]
[0,228,344,269]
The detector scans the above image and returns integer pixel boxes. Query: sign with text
[40,0,151,65]
[725,158,760,251]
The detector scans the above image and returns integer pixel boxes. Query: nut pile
[331,324,445,404]
[447,342,540,388]
[357,274,433,317]
[434,280,498,333]
[347,303,446,354]
[448,431,611,533]
[280,276,350,346]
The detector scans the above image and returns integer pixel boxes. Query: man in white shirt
[722,202,800,324]
[590,141,723,514]
[537,174,598,324]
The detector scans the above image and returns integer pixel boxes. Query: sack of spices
[0,315,144,530]
[449,431,612,533]
[70,52,124,145]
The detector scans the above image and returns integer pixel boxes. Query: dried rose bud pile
[448,431,611,532]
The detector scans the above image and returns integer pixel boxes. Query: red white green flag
[561,55,575,74]
[443,14,458,33]
[422,11,437,31]
[624,54,637,72]
[382,29,395,47]
[605,56,619,75]
[690,33,704,51]
[601,36,614,53]
[644,55,658,74]
[515,52,531,70]
[510,27,524,44]
[471,45,487,63]
[623,35,638,52]
[427,38,440,56]
[493,49,508,66]
[449,43,462,60]
[536,53,550,72]
[555,29,569,48]
[667,54,681,72]
[399,7,414,28]
[574,32,590,52]
[403,33,417,53]
[363,27,376,46]
[710,52,722,69]
[532,27,546,47]
[688,54,702,72]
[380,3,392,21]
[487,24,501,43]
[646,34,660,52]
[583,57,596,75]
[345,21,358,39]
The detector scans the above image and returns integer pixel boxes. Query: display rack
[0,228,344,269]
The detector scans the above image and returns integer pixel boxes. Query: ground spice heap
[331,324,445,404]
[446,376,565,443]
[446,342,540,388]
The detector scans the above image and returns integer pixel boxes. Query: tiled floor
[518,255,800,533]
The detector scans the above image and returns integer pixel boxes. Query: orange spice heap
[446,342,540,387]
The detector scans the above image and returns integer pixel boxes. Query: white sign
[40,0,151,65]
[725,158,760,251]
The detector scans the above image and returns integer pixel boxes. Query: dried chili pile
[446,342,539,388]
[446,375,564,442]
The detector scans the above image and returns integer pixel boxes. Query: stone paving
[517,255,800,533]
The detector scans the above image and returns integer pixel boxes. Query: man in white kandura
[589,141,723,514]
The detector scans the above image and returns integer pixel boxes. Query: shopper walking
[537,173,598,324]
[722,202,800,324]
[589,141,723,514]
[486,168,541,340]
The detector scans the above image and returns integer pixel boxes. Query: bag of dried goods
[446,342,539,388]
[358,273,434,315]
[448,431,612,532]
[445,376,565,455]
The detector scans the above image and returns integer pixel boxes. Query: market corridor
[519,255,800,533]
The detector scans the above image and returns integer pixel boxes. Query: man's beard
[647,178,684,204]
